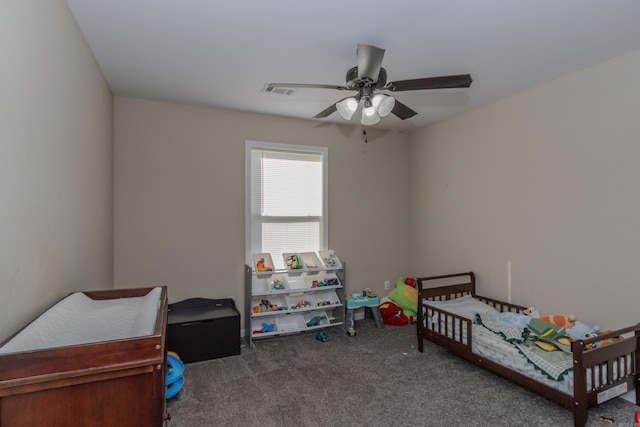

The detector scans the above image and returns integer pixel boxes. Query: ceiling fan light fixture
[336,97,358,120]
[372,94,395,117]
[361,102,380,125]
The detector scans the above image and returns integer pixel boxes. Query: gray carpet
[167,320,638,426]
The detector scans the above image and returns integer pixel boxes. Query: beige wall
[0,0,114,341]
[408,49,640,329]
[9,0,636,342]
[114,98,410,329]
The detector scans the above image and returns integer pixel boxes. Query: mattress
[0,287,162,354]
[471,322,575,395]
[424,298,628,397]
[424,311,574,394]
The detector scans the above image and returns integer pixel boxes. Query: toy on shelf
[272,279,284,290]
[299,252,322,269]
[311,277,339,288]
[253,253,273,274]
[319,250,342,269]
[256,258,272,272]
[284,253,303,270]
[252,299,285,313]
[253,323,275,334]
[306,315,326,327]
[291,300,312,310]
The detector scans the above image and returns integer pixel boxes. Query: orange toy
[585,330,624,350]
[538,314,576,329]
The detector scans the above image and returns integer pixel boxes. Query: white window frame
[245,140,328,267]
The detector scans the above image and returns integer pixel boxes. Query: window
[245,141,328,270]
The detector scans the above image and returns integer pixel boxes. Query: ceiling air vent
[261,84,295,96]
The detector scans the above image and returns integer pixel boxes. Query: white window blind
[245,141,328,270]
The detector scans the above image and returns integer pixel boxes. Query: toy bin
[252,274,288,294]
[299,252,322,270]
[318,250,342,270]
[251,295,288,316]
[312,290,341,308]
[286,275,307,291]
[303,310,330,329]
[276,314,306,334]
[282,253,305,272]
[306,272,340,289]
[251,317,278,337]
[252,253,275,274]
[286,293,316,311]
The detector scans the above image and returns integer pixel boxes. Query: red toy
[379,300,411,326]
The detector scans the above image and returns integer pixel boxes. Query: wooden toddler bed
[416,272,640,427]
[0,286,169,427]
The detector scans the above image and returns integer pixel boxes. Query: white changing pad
[0,287,162,354]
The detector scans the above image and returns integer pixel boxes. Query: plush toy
[492,311,533,329]
[404,277,416,288]
[537,314,576,329]
[255,257,273,272]
[379,297,411,326]
[565,320,599,340]
[584,330,623,350]
[523,307,577,329]
[389,278,418,317]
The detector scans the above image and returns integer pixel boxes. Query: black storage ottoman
[167,297,241,363]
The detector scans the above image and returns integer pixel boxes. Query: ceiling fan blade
[314,94,361,119]
[268,83,349,91]
[357,44,385,83]
[314,103,338,119]
[391,99,418,120]
[385,74,472,92]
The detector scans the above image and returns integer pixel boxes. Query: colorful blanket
[477,314,574,381]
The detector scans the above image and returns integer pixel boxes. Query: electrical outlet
[384,280,390,291]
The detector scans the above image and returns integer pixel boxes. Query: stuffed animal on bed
[584,330,624,350]
[491,306,539,328]
[523,306,577,330]
[565,321,600,340]
[492,312,533,329]
[538,314,576,329]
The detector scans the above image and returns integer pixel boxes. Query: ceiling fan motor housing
[346,66,387,89]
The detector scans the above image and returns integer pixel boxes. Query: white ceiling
[65,0,640,132]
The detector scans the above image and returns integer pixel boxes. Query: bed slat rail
[422,305,472,352]
[475,295,527,314]
[573,324,640,407]
[419,284,474,301]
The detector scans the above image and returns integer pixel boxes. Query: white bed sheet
[471,322,575,395]
[425,303,629,397]
[0,287,162,354]
[424,311,575,394]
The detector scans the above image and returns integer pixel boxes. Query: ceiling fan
[267,44,472,125]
